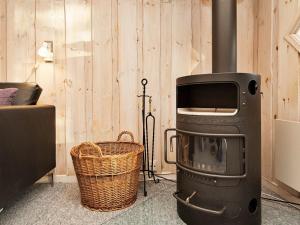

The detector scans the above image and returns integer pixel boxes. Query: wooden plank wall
[256,0,276,182]
[257,0,300,184]
[0,0,257,176]
[276,0,300,189]
[277,0,300,121]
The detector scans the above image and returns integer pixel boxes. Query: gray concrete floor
[0,181,299,225]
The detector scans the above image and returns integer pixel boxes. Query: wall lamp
[37,41,54,63]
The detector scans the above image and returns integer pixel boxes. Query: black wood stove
[164,1,261,225]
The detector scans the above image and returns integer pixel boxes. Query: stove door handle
[164,128,177,164]
[173,192,226,216]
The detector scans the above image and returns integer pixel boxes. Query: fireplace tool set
[138,78,159,197]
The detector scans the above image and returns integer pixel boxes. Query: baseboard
[54,175,77,183]
[262,177,300,204]
[155,172,176,181]
[139,172,176,181]
[37,172,177,184]
[37,175,77,183]
[276,179,300,197]
[262,176,277,186]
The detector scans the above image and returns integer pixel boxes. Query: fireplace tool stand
[138,78,159,197]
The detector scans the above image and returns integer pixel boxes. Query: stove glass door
[178,133,244,176]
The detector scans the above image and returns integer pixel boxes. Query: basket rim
[70,141,144,158]
[95,141,143,147]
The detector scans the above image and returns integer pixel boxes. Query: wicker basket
[70,131,144,211]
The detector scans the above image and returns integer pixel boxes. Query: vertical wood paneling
[285,47,300,120]
[257,0,274,180]
[191,0,201,74]
[199,0,212,73]
[172,0,192,77]
[160,0,173,171]
[35,0,66,175]
[118,0,139,138]
[163,0,192,172]
[53,0,67,175]
[111,0,120,140]
[273,0,300,189]
[65,0,92,175]
[136,0,143,143]
[237,0,256,72]
[0,0,6,81]
[6,0,36,82]
[277,0,299,121]
[1,0,259,176]
[143,0,161,171]
[35,0,55,104]
[35,0,67,175]
[92,0,114,141]
[271,0,279,180]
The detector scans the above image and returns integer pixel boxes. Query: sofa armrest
[0,105,56,208]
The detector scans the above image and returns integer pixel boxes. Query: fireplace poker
[146,96,159,183]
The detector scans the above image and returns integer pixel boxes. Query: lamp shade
[37,41,53,62]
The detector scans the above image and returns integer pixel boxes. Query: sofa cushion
[0,88,18,105]
[0,83,42,105]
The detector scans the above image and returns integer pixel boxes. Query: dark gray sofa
[0,83,56,210]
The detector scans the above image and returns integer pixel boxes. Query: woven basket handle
[117,131,134,142]
[78,142,103,159]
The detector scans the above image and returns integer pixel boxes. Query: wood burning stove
[164,1,261,225]
[165,73,261,225]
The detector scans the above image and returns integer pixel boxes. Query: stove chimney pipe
[212,0,237,73]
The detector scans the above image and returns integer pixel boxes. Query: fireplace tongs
[173,191,226,216]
